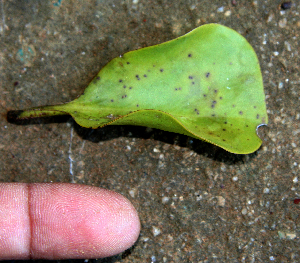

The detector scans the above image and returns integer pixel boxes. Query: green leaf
[13,24,268,154]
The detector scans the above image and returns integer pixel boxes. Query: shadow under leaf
[7,110,257,165]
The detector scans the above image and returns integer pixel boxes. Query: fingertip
[30,183,140,259]
[95,189,141,257]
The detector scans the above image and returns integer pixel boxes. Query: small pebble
[142,237,149,242]
[217,6,224,12]
[217,196,226,207]
[152,226,161,237]
[124,145,131,151]
[159,154,164,160]
[224,10,231,17]
[286,233,297,239]
[279,18,287,28]
[284,41,292,51]
[281,1,292,10]
[162,196,170,204]
[153,147,160,153]
[151,255,157,263]
[294,199,300,204]
[278,230,297,239]
[129,189,136,198]
[232,176,238,182]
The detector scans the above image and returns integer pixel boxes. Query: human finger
[0,183,140,259]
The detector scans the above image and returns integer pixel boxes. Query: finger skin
[0,183,140,260]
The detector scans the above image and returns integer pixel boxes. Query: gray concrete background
[1,0,300,262]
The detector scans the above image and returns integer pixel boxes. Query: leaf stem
[7,105,68,121]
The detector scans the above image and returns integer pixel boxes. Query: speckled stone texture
[1,0,299,262]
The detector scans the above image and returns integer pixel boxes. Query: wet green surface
[1,0,300,262]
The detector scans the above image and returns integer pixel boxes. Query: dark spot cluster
[206,72,210,78]
[194,108,200,115]
[222,120,233,130]
[113,60,161,104]
[211,100,217,108]
[174,87,182,91]
[188,53,192,57]
[135,74,147,80]
[187,75,196,85]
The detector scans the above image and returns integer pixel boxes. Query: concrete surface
[1,0,300,262]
